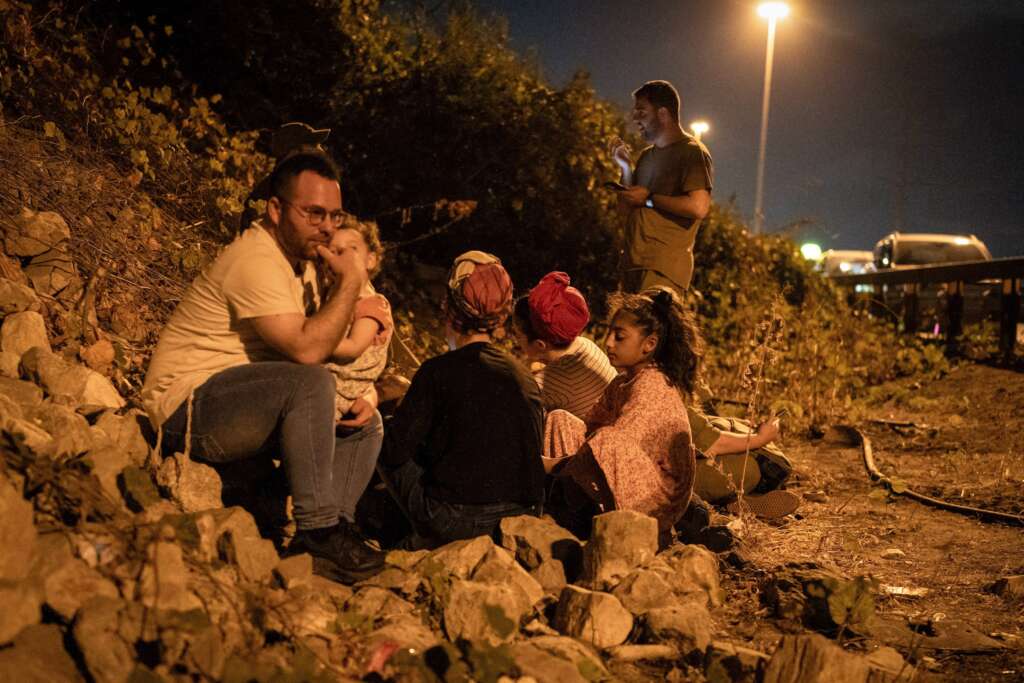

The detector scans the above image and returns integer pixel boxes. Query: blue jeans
[161,362,383,530]
[378,459,541,544]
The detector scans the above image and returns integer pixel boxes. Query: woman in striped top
[510,272,617,420]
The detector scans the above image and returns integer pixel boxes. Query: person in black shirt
[377,251,545,549]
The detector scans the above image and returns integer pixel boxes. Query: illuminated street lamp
[689,120,709,142]
[800,242,822,261]
[753,1,790,235]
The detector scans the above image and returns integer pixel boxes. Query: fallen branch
[835,425,1024,527]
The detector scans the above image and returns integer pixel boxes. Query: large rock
[0,277,41,316]
[417,535,495,579]
[612,568,680,615]
[43,557,120,621]
[4,208,70,257]
[0,375,43,407]
[219,530,279,584]
[520,634,610,680]
[0,311,50,357]
[85,444,136,505]
[262,585,344,638]
[92,409,151,466]
[0,350,19,378]
[358,565,424,598]
[158,452,223,513]
[509,641,590,683]
[470,545,544,613]
[531,557,569,593]
[137,540,203,612]
[0,470,37,581]
[1,414,53,455]
[275,553,313,590]
[443,579,528,645]
[0,623,83,682]
[346,585,417,620]
[658,544,725,608]
[762,634,870,683]
[72,597,146,683]
[643,604,714,655]
[554,584,633,649]
[704,641,770,683]
[0,579,42,644]
[24,248,78,297]
[365,613,440,652]
[763,564,877,635]
[20,347,125,409]
[26,401,94,458]
[193,506,278,582]
[499,514,583,579]
[581,510,658,590]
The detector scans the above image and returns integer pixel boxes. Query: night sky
[472,0,1024,257]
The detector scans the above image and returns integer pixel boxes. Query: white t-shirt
[142,223,319,427]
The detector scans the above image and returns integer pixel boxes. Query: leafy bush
[0,0,951,421]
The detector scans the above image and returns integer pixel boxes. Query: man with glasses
[143,150,385,583]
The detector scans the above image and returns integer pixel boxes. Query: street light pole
[753,2,789,235]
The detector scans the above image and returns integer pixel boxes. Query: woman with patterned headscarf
[375,251,546,549]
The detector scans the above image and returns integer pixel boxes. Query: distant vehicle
[872,232,991,270]
[818,249,874,276]
[870,232,995,334]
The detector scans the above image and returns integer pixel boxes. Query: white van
[872,232,991,270]
[870,232,995,334]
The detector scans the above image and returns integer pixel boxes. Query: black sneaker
[290,522,386,583]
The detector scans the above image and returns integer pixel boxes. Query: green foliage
[0,0,953,417]
[694,204,949,426]
[0,2,270,239]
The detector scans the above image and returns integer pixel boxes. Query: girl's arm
[330,294,393,362]
[331,317,380,362]
[704,418,780,456]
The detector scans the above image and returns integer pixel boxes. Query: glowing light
[953,236,971,245]
[838,261,851,273]
[758,2,790,20]
[690,120,709,139]
[800,242,822,260]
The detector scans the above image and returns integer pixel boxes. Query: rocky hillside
[0,194,928,681]
[0,207,928,681]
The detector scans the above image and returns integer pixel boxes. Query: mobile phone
[602,181,628,191]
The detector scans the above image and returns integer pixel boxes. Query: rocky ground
[1,208,1023,682]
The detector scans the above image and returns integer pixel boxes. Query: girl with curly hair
[545,286,701,538]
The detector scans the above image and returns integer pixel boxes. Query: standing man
[143,150,385,583]
[610,80,713,295]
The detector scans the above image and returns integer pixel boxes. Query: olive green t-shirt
[622,135,713,291]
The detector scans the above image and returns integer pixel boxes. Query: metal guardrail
[829,256,1024,360]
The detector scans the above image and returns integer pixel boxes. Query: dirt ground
[702,362,1024,681]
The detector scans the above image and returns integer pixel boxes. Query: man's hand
[754,418,781,447]
[317,245,367,290]
[608,137,634,176]
[606,135,630,178]
[337,396,375,428]
[620,185,650,208]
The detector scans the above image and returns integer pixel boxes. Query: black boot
[290,520,386,583]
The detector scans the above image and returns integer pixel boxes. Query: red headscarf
[443,251,514,333]
[528,271,590,345]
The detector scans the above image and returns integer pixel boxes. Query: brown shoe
[727,490,800,520]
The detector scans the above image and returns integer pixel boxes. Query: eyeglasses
[278,199,350,228]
